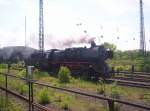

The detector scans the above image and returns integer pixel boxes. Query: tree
[103,42,116,51]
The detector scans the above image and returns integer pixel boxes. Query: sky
[0,0,150,50]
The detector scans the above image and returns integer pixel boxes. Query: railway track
[113,76,150,83]
[107,78,150,89]
[5,68,150,89]
[0,71,150,111]
[112,71,150,87]
[0,86,53,111]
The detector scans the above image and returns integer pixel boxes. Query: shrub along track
[2,68,150,111]
[114,71,150,82]
[9,67,150,88]
[0,86,56,111]
[107,71,150,88]
[0,72,150,111]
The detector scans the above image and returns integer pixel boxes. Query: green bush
[114,103,121,111]
[55,93,62,102]
[110,90,120,99]
[55,93,73,110]
[135,64,142,72]
[11,62,24,69]
[0,96,23,111]
[0,75,5,84]
[0,64,7,69]
[60,101,69,110]
[19,84,28,95]
[33,69,49,79]
[125,65,131,71]
[115,65,124,71]
[143,64,150,72]
[38,88,51,105]
[60,94,73,110]
[97,79,106,95]
[17,69,26,77]
[110,82,120,99]
[58,66,71,83]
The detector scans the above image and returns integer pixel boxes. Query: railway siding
[0,71,150,111]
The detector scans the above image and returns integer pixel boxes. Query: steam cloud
[44,34,96,49]
[28,33,96,49]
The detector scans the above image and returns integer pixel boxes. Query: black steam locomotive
[28,42,113,79]
[0,42,113,79]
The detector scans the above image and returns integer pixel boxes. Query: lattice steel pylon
[39,0,44,52]
[139,0,146,54]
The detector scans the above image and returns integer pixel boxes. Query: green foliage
[103,42,116,51]
[135,64,142,72]
[114,103,121,111]
[19,84,28,95]
[110,82,120,99]
[115,65,124,71]
[17,69,26,77]
[60,94,73,110]
[0,75,5,85]
[97,79,106,95]
[0,96,23,111]
[58,66,71,83]
[38,88,51,105]
[124,65,130,71]
[0,64,7,69]
[88,104,99,111]
[143,64,150,72]
[33,69,49,79]
[11,62,24,69]
[60,101,69,110]
[54,93,74,110]
[142,93,150,105]
[108,50,150,72]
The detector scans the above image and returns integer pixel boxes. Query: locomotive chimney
[91,41,96,48]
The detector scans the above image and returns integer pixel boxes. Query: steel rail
[34,81,150,110]
[116,71,150,75]
[113,76,150,83]
[0,72,150,110]
[0,86,53,111]
[107,79,150,89]
[1,72,150,89]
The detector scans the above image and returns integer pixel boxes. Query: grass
[38,75,150,103]
[18,84,28,95]
[37,88,52,105]
[36,88,107,111]
[0,93,25,111]
[58,66,71,83]
[1,65,150,111]
[21,68,150,99]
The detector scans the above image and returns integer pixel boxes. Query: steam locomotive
[0,41,113,79]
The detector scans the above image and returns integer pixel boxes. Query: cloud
[0,0,150,51]
[91,0,138,16]
[0,0,11,5]
[0,29,25,47]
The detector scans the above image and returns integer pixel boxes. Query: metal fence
[0,66,150,111]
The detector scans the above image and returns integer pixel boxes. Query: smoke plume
[28,33,96,49]
[45,34,96,49]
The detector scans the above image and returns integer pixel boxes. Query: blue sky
[0,0,150,50]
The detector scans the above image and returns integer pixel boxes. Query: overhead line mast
[139,0,146,54]
[39,0,44,52]
[25,16,27,47]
